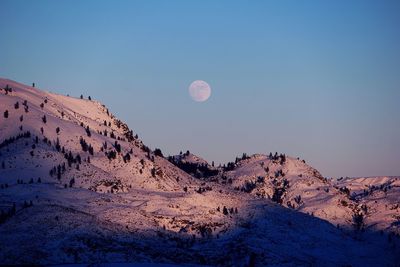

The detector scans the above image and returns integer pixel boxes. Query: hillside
[208,154,356,227]
[0,78,197,193]
[170,152,400,236]
[0,78,399,266]
[335,176,400,235]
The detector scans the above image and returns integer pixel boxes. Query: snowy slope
[0,78,197,193]
[210,154,356,227]
[335,176,400,235]
[0,78,399,266]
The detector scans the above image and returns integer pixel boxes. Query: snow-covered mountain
[208,154,356,227]
[170,153,400,234]
[0,78,196,193]
[0,78,399,266]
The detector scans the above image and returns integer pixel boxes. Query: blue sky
[1,0,399,177]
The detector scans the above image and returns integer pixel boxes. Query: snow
[0,78,399,266]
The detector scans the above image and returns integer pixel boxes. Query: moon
[189,80,211,102]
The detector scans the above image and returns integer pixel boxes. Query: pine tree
[223,206,228,215]
[3,110,8,118]
[88,145,94,155]
[76,154,81,164]
[154,148,163,157]
[42,115,47,123]
[86,126,91,137]
[55,137,61,152]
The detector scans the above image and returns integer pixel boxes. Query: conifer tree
[223,206,228,215]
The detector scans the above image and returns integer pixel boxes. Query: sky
[1,0,399,178]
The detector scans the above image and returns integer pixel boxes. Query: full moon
[189,80,211,102]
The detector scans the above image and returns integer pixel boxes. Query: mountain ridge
[0,78,399,266]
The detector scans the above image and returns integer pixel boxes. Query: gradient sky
[1,0,399,178]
